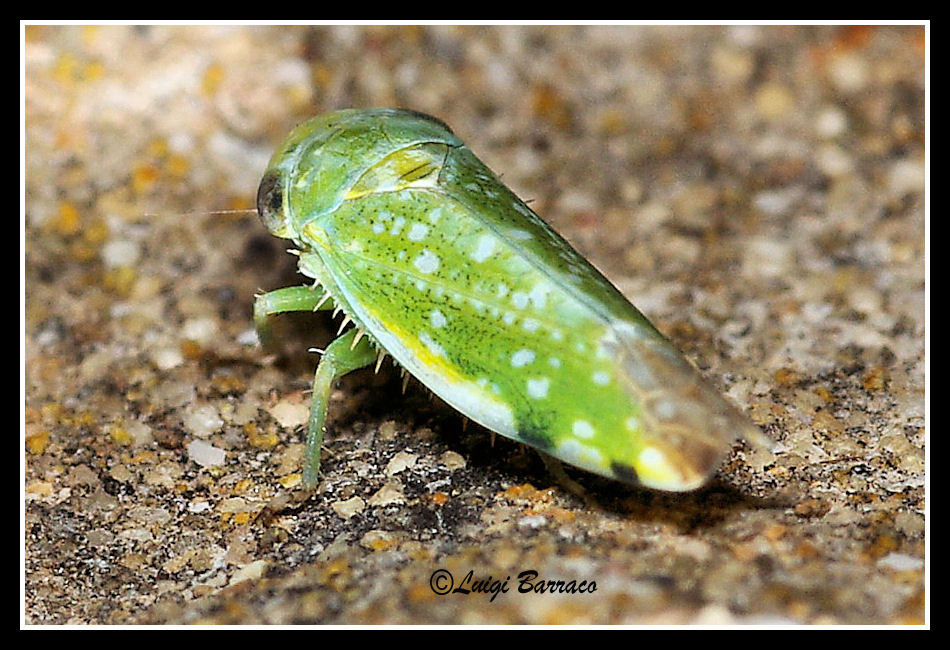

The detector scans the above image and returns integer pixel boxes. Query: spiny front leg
[303,326,378,488]
[254,284,334,351]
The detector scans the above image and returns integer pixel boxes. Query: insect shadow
[360,376,785,533]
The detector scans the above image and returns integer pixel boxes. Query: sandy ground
[24,24,926,625]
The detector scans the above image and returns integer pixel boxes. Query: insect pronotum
[254,108,769,493]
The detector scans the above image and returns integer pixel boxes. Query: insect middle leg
[303,327,377,488]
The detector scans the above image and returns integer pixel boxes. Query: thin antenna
[143,208,259,218]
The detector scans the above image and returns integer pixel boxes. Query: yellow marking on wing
[375,314,466,384]
[345,145,443,201]
[633,446,703,491]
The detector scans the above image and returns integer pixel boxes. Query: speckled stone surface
[24,25,926,625]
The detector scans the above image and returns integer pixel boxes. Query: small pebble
[187,439,226,468]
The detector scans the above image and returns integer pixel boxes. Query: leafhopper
[255,108,769,492]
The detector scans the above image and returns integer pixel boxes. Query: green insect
[254,108,769,493]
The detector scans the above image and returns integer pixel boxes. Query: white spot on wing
[471,234,495,262]
[511,292,529,309]
[572,420,595,439]
[407,223,429,241]
[413,249,440,274]
[430,310,447,328]
[511,349,535,367]
[526,377,550,399]
[390,216,406,236]
[556,438,604,469]
[529,282,549,309]
[655,399,677,420]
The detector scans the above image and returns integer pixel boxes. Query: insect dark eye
[256,169,286,235]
